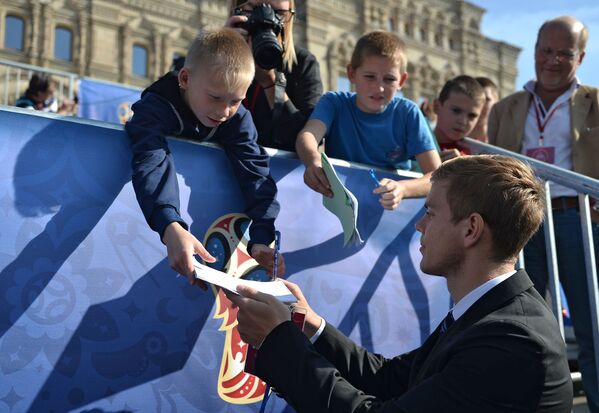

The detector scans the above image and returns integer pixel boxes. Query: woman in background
[225,0,323,151]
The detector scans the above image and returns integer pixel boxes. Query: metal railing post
[15,68,21,103]
[543,181,565,339]
[579,194,599,391]
[68,75,75,100]
[3,66,9,105]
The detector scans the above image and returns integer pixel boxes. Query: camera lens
[253,32,283,70]
[241,4,284,70]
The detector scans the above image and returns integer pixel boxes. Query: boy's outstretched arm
[296,119,333,197]
[374,149,441,210]
[218,109,284,276]
[126,93,215,285]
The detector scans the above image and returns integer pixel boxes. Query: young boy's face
[434,91,483,142]
[178,67,247,128]
[347,55,407,113]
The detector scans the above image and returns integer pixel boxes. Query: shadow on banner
[0,108,449,412]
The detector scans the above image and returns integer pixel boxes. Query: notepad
[320,153,363,246]
[193,260,297,303]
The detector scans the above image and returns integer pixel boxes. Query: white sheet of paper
[193,260,297,303]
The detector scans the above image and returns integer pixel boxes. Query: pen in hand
[272,230,281,281]
[369,169,381,188]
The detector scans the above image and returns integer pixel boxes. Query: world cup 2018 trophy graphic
[203,213,270,404]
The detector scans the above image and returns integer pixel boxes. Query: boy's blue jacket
[125,72,279,249]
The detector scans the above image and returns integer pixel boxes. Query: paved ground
[573,396,590,412]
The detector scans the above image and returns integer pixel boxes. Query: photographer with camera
[226,0,323,152]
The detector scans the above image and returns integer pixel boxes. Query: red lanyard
[532,100,561,146]
[245,84,262,113]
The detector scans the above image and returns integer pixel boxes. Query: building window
[388,16,397,32]
[132,44,148,77]
[449,38,456,51]
[54,27,72,61]
[4,15,25,51]
[435,32,443,47]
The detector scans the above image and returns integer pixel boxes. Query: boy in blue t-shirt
[295,31,441,210]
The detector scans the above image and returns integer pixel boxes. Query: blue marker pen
[272,230,281,281]
[369,169,381,187]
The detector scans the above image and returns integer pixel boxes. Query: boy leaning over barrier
[295,30,441,210]
[125,28,284,286]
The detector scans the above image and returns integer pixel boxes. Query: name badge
[526,146,555,164]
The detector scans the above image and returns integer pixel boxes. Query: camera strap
[272,76,285,118]
[272,71,286,145]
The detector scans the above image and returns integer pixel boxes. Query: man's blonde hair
[184,28,255,90]
[350,31,407,73]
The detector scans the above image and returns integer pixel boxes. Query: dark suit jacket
[255,270,572,412]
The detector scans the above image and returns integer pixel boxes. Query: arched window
[4,15,25,51]
[54,27,72,61]
[132,44,148,77]
[434,32,443,47]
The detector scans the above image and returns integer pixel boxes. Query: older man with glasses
[489,15,599,412]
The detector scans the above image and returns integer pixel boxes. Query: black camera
[236,4,284,70]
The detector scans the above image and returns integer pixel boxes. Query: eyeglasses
[274,9,295,22]
[536,46,579,62]
[234,4,295,23]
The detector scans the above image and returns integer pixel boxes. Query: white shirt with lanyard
[521,79,579,198]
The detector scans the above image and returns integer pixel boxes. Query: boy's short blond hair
[350,31,407,73]
[184,28,255,91]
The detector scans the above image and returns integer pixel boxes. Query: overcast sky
[468,0,599,92]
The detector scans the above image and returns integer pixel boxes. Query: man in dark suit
[228,155,573,412]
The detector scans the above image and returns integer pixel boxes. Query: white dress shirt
[522,79,579,198]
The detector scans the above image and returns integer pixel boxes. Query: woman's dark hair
[25,73,53,99]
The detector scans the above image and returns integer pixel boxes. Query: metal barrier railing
[0,58,77,106]
[461,137,599,389]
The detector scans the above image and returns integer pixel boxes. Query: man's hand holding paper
[228,280,323,348]
[193,260,296,303]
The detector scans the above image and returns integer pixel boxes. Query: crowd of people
[14,1,598,411]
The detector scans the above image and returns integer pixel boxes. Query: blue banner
[0,108,449,412]
[77,78,142,124]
